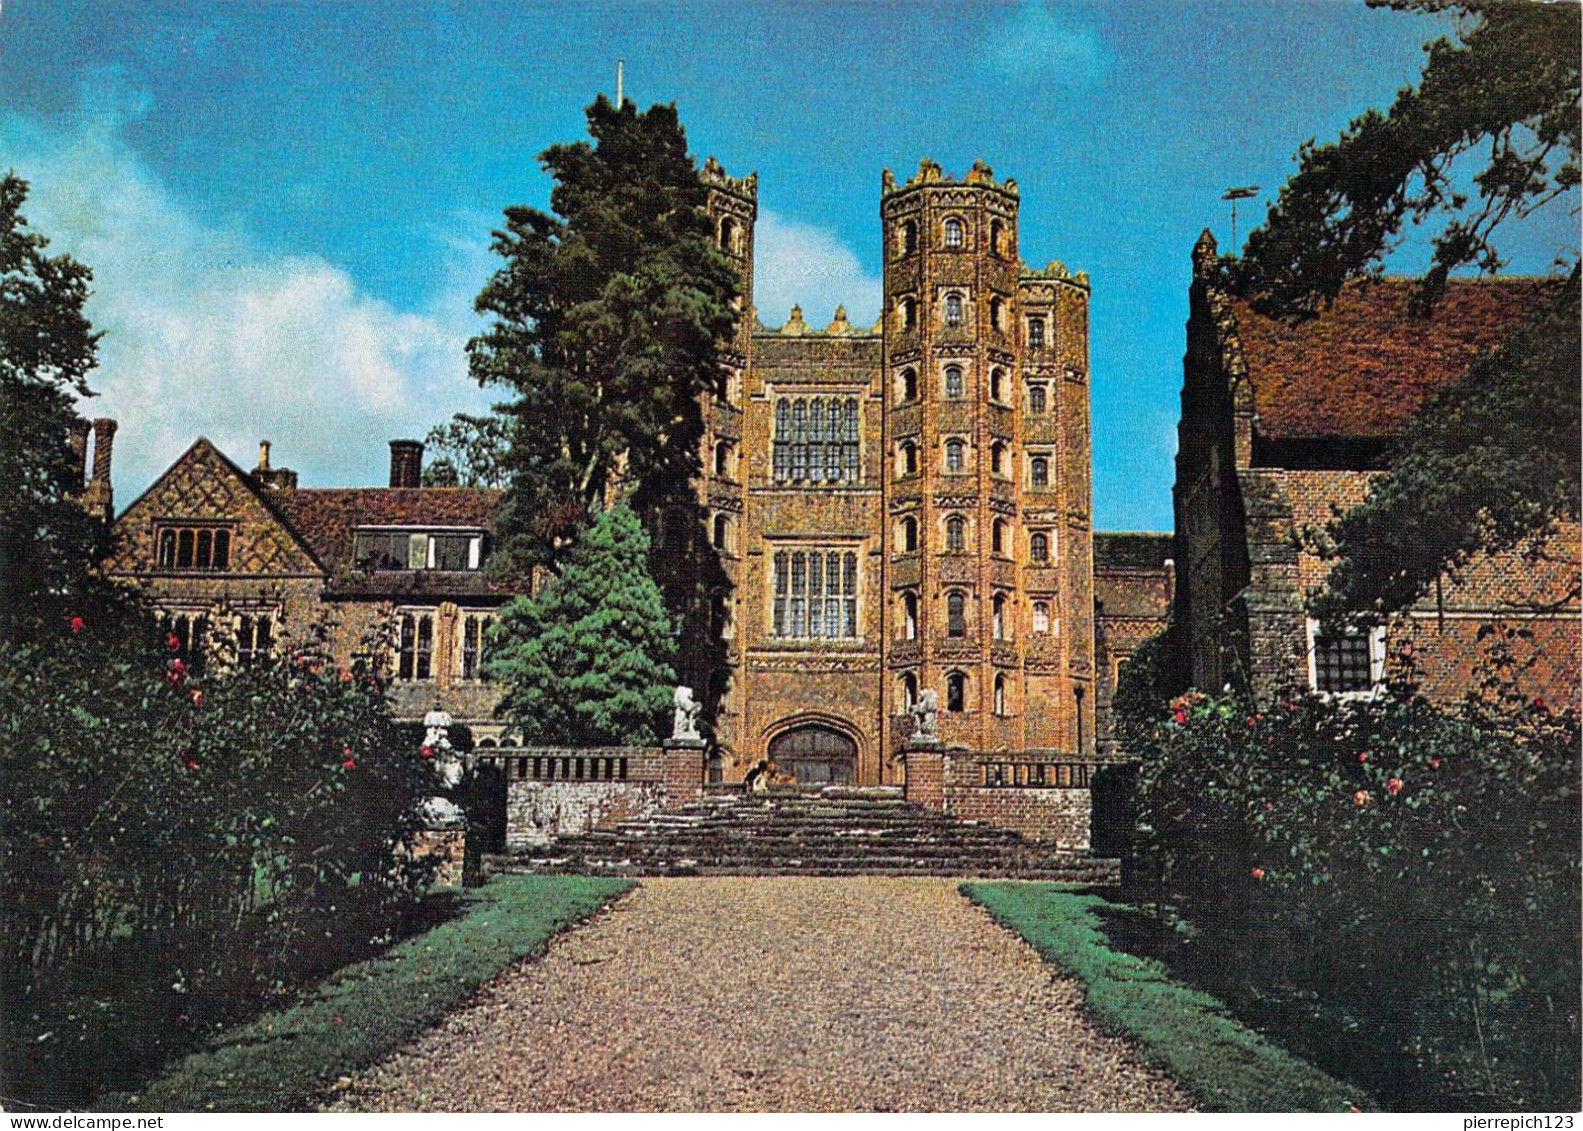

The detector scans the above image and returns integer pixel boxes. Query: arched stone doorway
[768,724,856,786]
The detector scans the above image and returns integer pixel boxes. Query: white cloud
[1,79,494,503]
[751,210,882,331]
[983,1,1108,85]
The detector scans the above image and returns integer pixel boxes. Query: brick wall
[946,787,1090,851]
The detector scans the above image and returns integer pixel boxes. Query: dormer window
[354,528,485,571]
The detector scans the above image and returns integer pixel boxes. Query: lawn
[103,874,632,1113]
[962,881,1369,1113]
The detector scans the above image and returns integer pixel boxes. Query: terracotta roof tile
[269,487,504,571]
[1229,279,1558,440]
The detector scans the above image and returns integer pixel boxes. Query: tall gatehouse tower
[685,156,1094,785]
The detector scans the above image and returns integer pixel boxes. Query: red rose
[68,615,85,634]
[1430,757,1442,769]
[1386,777,1403,795]
[1353,789,1370,806]
[184,757,200,770]
[421,745,434,757]
[1357,752,1368,764]
[342,757,357,770]
[191,690,204,706]
[166,633,182,651]
[1251,867,1266,881]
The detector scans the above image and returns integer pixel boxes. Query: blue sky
[2,0,1575,530]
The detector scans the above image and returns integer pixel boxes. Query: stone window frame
[1026,381,1049,414]
[943,292,966,328]
[898,670,919,710]
[1029,530,1054,563]
[397,607,438,682]
[897,365,919,403]
[943,363,967,399]
[896,219,919,259]
[1306,617,1386,698]
[991,591,1011,640]
[990,440,1009,479]
[897,295,919,333]
[989,295,1008,334]
[943,436,969,474]
[156,521,235,573]
[1027,315,1047,349]
[771,394,861,485]
[712,439,736,479]
[900,590,919,640]
[989,366,1009,404]
[989,218,1008,258]
[993,672,1008,716]
[942,215,966,249]
[1031,600,1052,634]
[1027,450,1053,489]
[718,215,740,254]
[897,439,920,478]
[944,512,969,552]
[991,516,1010,556]
[712,512,735,556]
[945,591,969,639]
[458,610,497,682]
[897,514,919,554]
[945,669,969,712]
[769,544,862,642]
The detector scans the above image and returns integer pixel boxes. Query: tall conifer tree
[468,96,739,570]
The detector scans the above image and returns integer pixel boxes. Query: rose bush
[0,612,434,1108]
[1128,686,1579,1109]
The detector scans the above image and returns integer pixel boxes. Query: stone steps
[486,786,1117,881]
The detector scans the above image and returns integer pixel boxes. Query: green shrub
[0,614,434,1109]
[1131,688,1579,1109]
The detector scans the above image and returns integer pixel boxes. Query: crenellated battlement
[881,157,1019,199]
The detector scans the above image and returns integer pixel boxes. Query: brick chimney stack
[83,418,116,521]
[252,439,299,490]
[389,439,423,488]
[68,418,91,487]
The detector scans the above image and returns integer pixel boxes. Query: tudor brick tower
[880,158,1095,762]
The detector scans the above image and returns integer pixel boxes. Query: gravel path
[333,877,1193,1112]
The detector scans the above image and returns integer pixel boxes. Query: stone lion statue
[672,684,701,741]
[910,687,940,740]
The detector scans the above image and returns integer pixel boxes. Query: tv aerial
[1221,186,1260,252]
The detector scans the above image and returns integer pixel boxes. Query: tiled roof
[1094,532,1174,572]
[269,487,504,571]
[1228,278,1558,440]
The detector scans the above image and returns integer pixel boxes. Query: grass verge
[103,875,633,1113]
[961,881,1368,1113]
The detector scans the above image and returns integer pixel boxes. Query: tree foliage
[468,97,739,568]
[1233,1,1580,619]
[0,173,111,644]
[420,411,511,488]
[1239,0,1579,312]
[483,504,676,746]
[1312,284,1581,624]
